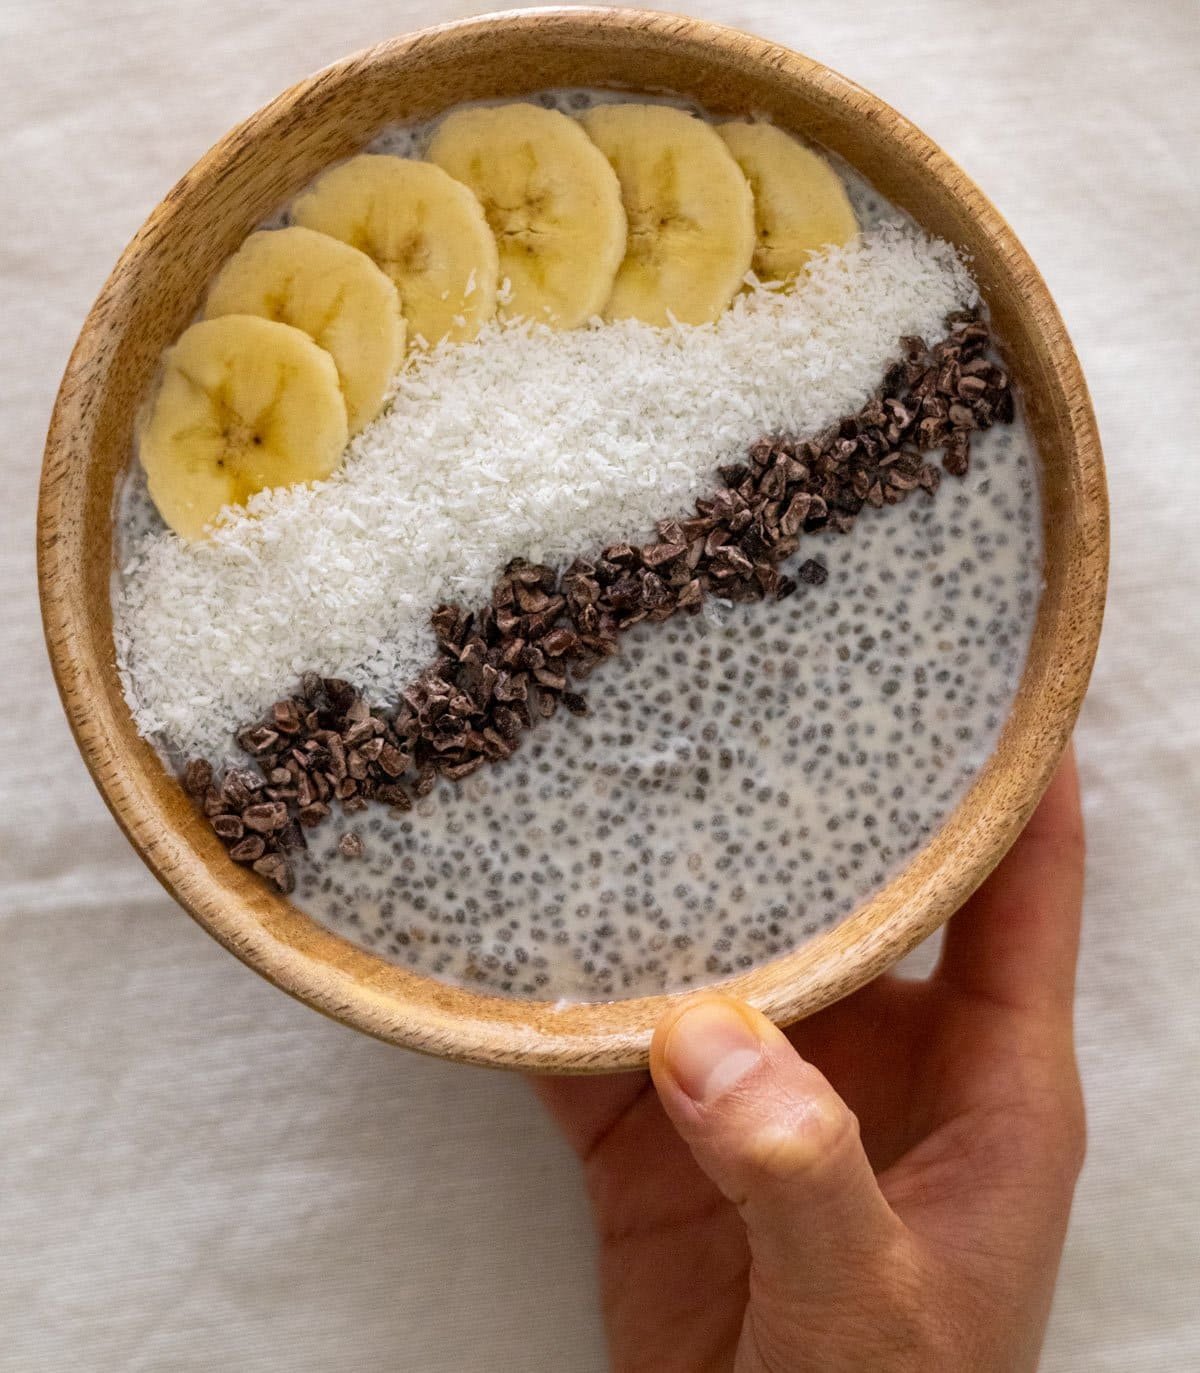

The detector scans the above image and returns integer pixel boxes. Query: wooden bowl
[37,7,1107,1072]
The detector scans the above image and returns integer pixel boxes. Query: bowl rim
[37,5,1108,1072]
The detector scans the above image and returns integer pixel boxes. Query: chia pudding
[113,89,1042,1002]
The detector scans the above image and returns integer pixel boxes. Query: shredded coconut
[114,224,976,760]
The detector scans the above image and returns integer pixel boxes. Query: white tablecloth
[2,2,1197,1368]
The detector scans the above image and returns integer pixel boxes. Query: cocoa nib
[252,853,294,894]
[183,758,212,798]
[187,310,1014,890]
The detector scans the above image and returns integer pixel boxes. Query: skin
[535,748,1086,1372]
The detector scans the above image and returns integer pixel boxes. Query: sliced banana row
[716,120,858,283]
[140,104,857,539]
[204,225,405,433]
[427,103,627,330]
[581,103,756,327]
[138,314,349,543]
[293,155,499,347]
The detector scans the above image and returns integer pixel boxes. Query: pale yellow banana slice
[291,154,499,346]
[426,103,627,328]
[139,315,348,541]
[203,226,404,433]
[579,104,755,326]
[717,122,858,282]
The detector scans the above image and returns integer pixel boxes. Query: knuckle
[1055,813,1087,866]
[1030,1073,1087,1181]
[1027,811,1086,870]
[744,1092,861,1182]
[1055,1089,1088,1182]
[988,1076,1087,1191]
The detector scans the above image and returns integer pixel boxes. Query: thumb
[650,995,905,1302]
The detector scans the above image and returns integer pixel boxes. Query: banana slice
[579,104,755,326]
[717,122,858,282]
[426,103,627,329]
[203,226,404,433]
[292,154,499,347]
[139,315,348,541]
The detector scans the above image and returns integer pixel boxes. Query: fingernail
[665,999,764,1104]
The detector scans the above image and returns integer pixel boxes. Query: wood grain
[36,7,1107,1072]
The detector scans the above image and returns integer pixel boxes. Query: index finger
[936,746,1085,1020]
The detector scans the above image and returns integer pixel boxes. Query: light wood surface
[36,6,1107,1072]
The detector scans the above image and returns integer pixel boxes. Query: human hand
[534,750,1086,1372]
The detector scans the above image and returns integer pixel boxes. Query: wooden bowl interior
[38,9,1106,1071]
